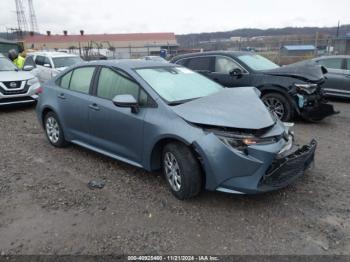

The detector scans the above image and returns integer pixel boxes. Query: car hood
[172,87,275,130]
[0,70,34,81]
[261,63,324,82]
[56,67,68,71]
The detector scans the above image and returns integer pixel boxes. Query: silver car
[0,54,41,106]
[36,60,317,200]
[23,52,83,83]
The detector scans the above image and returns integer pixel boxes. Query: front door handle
[57,93,66,100]
[89,103,100,111]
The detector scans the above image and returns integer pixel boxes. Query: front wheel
[44,112,68,147]
[262,92,294,121]
[162,142,202,200]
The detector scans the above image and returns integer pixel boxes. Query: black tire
[162,142,202,200]
[262,92,294,121]
[44,111,68,147]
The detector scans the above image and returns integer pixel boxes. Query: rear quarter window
[58,71,73,89]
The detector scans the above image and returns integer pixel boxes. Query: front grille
[260,139,317,188]
[0,83,29,95]
[3,81,22,89]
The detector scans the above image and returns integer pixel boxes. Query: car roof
[172,50,254,60]
[84,59,175,69]
[27,51,80,58]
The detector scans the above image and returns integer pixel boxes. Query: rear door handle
[57,93,66,100]
[89,103,100,111]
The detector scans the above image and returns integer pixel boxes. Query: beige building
[24,31,178,58]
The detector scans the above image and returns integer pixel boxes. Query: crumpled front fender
[193,133,264,191]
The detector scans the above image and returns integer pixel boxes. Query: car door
[23,56,40,77]
[317,58,348,96]
[56,66,96,143]
[88,67,149,165]
[35,55,52,83]
[343,58,350,95]
[210,56,251,87]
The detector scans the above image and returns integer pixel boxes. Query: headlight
[27,77,39,86]
[206,129,277,153]
[295,83,318,94]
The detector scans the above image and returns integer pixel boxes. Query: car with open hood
[171,51,338,122]
[36,60,317,200]
[0,54,41,106]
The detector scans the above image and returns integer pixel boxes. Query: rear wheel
[262,92,294,121]
[44,112,68,147]
[162,142,202,200]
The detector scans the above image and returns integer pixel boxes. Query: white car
[0,54,40,106]
[23,52,83,83]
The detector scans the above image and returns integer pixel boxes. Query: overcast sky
[1,0,349,35]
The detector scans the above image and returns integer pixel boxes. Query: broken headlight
[295,83,318,95]
[207,130,277,153]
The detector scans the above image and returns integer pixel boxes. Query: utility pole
[314,31,319,57]
[336,21,340,38]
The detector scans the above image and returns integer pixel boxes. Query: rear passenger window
[59,71,72,89]
[69,67,95,94]
[186,57,212,71]
[97,68,139,100]
[24,56,36,68]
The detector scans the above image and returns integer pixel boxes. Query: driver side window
[215,56,242,74]
[97,68,139,100]
[97,67,152,107]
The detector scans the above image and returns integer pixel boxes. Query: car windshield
[52,56,83,68]
[136,67,223,104]
[0,57,17,71]
[238,54,279,71]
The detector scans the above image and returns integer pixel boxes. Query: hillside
[176,25,350,48]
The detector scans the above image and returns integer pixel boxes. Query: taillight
[35,87,43,94]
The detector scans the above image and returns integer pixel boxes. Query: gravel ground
[0,101,349,255]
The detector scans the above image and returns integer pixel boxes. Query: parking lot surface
[0,101,349,255]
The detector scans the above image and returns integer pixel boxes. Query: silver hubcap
[46,117,60,144]
[164,152,182,192]
[263,97,285,119]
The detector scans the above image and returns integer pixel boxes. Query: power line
[14,0,28,33]
[28,0,39,33]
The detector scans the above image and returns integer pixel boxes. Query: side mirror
[43,63,51,68]
[229,68,243,77]
[23,65,34,71]
[112,94,139,113]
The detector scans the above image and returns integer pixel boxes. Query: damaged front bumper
[193,133,317,194]
[295,89,339,121]
[258,139,317,191]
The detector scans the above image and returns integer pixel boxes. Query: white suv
[0,54,40,106]
[23,52,83,83]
